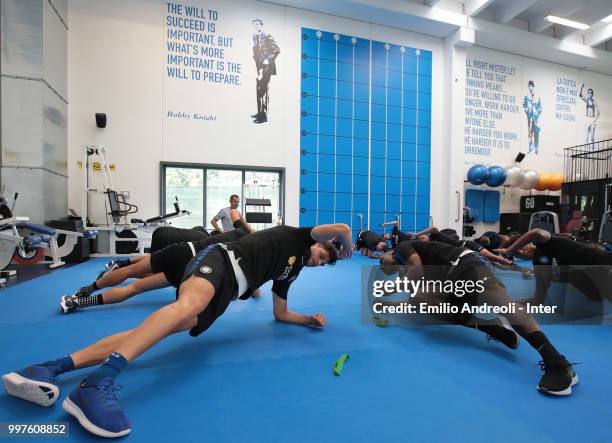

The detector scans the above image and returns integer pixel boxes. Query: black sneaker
[537,357,579,396]
[96,261,120,280]
[73,285,94,298]
[486,316,520,350]
[60,295,79,314]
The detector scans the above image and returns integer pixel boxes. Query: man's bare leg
[4,275,214,410]
[71,315,197,369]
[114,276,214,360]
[64,273,170,313]
[97,257,153,288]
[68,257,154,299]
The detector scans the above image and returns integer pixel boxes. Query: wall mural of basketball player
[251,18,280,124]
[580,84,600,144]
[523,80,543,154]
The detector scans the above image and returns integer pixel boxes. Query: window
[206,169,242,229]
[244,171,282,225]
[161,163,284,230]
[164,167,204,229]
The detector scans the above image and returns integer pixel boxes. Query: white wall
[67,0,445,228]
[68,0,163,224]
[462,45,612,235]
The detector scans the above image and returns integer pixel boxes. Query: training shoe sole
[59,295,75,314]
[60,295,77,314]
[537,373,580,396]
[2,372,59,407]
[63,397,131,438]
[497,315,520,350]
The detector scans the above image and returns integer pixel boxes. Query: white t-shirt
[214,207,234,231]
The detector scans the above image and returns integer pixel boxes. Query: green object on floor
[333,354,350,376]
[371,316,390,328]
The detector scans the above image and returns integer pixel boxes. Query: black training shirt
[191,228,248,253]
[429,231,482,252]
[394,240,468,265]
[225,226,316,299]
[356,230,384,250]
[534,234,607,266]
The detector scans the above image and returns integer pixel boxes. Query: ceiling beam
[464,0,495,17]
[425,0,442,6]
[564,0,612,44]
[530,0,583,33]
[261,0,467,37]
[263,0,612,75]
[495,0,539,24]
[471,17,612,75]
[585,23,612,47]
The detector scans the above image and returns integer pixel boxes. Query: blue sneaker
[2,365,61,407]
[62,378,131,438]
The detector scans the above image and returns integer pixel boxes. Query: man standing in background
[252,18,280,124]
[523,80,542,154]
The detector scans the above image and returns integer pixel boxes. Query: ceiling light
[545,15,590,30]
[602,14,612,24]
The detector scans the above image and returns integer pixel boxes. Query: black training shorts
[150,227,209,253]
[150,242,197,287]
[179,244,238,337]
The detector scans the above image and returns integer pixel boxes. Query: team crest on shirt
[199,266,212,274]
[278,256,297,280]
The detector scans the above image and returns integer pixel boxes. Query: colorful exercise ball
[504,165,523,187]
[485,166,507,187]
[535,173,551,191]
[548,173,564,191]
[467,164,489,185]
[520,169,539,190]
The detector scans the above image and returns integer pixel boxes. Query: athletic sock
[525,330,563,361]
[40,355,75,375]
[75,282,98,297]
[76,294,104,308]
[85,352,128,385]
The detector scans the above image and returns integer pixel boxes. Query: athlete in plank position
[3,223,353,437]
[379,240,578,396]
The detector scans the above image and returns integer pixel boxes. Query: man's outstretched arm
[272,292,326,327]
[311,223,353,258]
[413,226,438,237]
[381,220,399,227]
[500,228,549,257]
